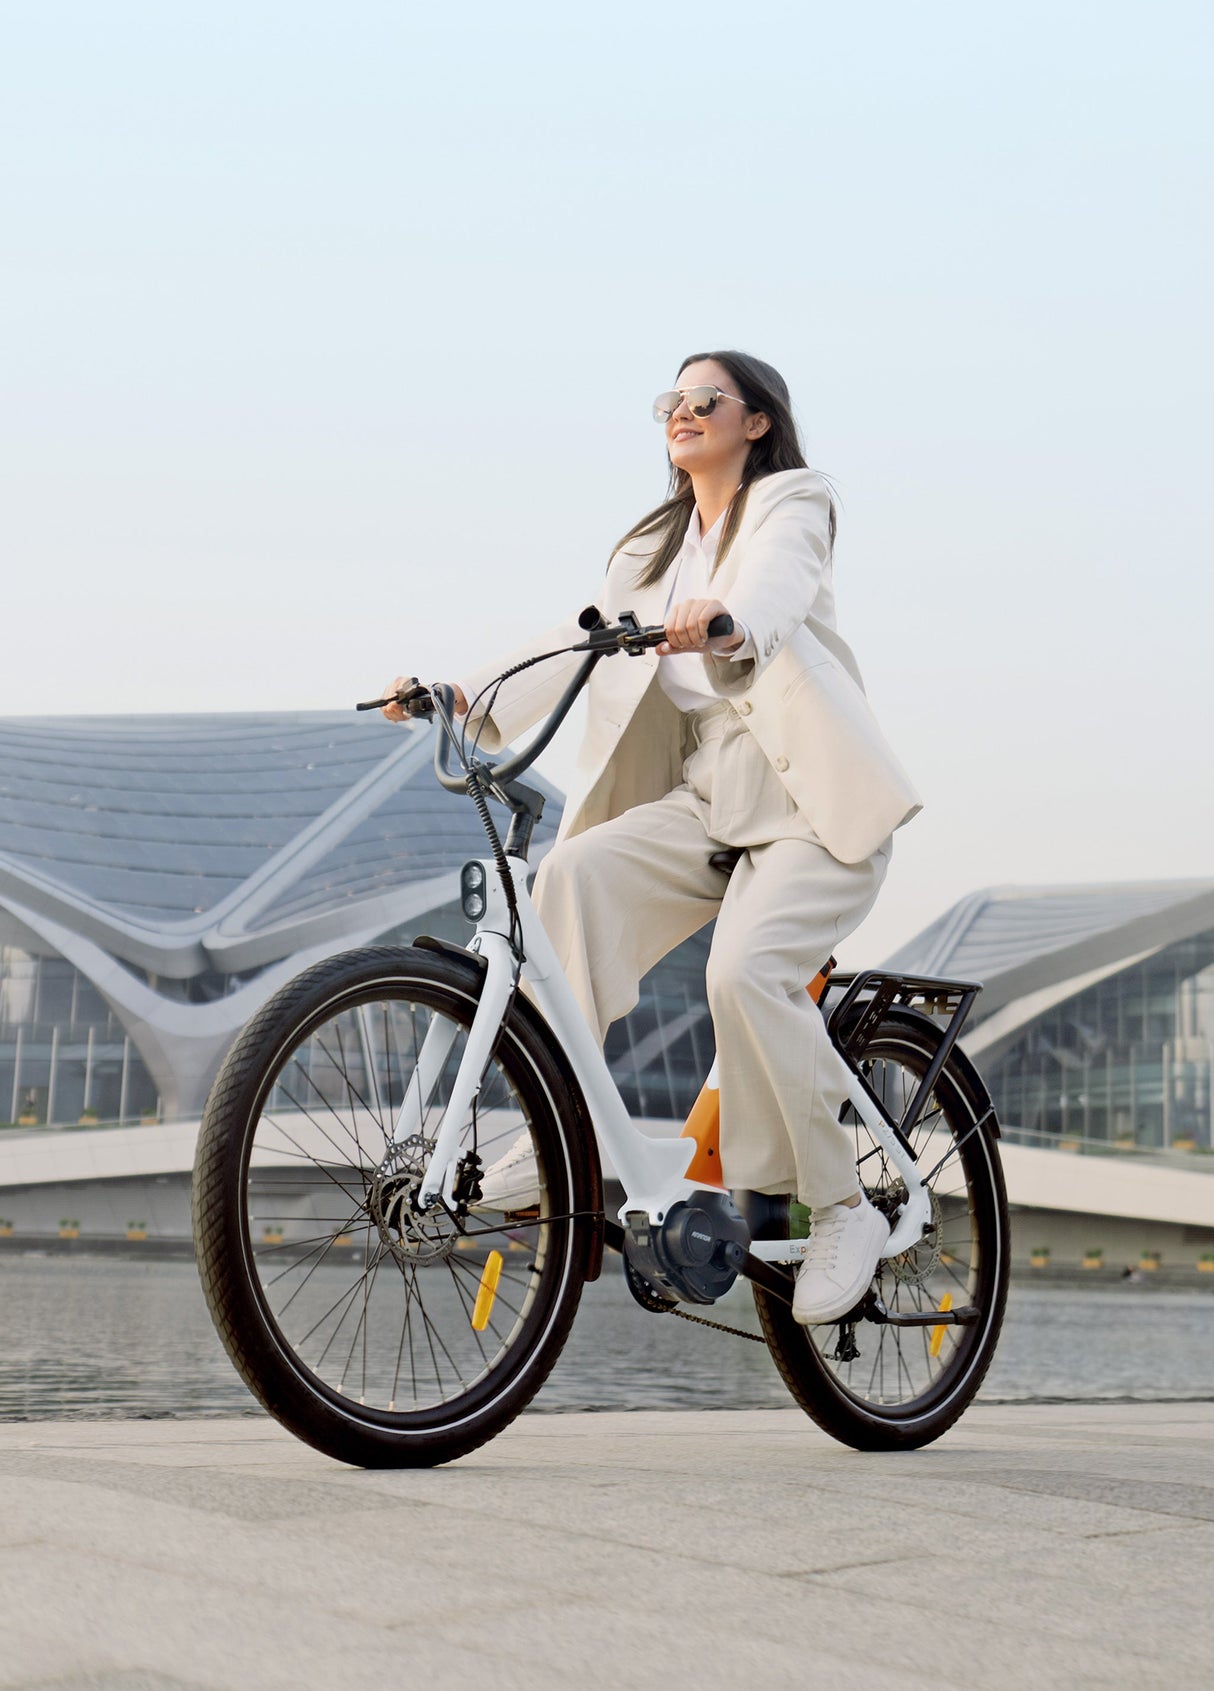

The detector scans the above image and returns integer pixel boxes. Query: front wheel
[754,1009,1009,1450]
[192,945,597,1467]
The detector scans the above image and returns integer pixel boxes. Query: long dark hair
[614,349,835,589]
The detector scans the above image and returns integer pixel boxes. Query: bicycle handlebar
[570,608,734,656]
[356,607,735,797]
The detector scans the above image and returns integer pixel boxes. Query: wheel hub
[369,1135,458,1265]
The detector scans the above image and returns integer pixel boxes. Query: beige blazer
[460,469,922,864]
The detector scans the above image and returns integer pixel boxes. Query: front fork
[412,931,517,1210]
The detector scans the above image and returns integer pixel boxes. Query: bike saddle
[708,847,744,878]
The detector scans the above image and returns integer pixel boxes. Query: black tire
[754,1008,1009,1451]
[192,945,597,1467]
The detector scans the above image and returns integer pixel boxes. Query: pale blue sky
[2,1,1211,962]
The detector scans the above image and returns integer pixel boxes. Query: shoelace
[803,1207,850,1271]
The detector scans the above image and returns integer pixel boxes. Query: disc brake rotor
[369,1134,459,1266]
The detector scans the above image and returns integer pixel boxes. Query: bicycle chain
[670,1305,766,1344]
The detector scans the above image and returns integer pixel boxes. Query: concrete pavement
[0,1404,1211,1690]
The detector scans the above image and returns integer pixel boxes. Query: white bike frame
[411,853,932,1266]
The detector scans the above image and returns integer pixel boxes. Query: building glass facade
[983,930,1214,1149]
[0,943,160,1127]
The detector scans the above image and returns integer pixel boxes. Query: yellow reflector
[471,1250,504,1331]
[929,1292,953,1359]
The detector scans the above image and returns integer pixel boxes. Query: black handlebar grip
[706,613,735,639]
[578,604,606,631]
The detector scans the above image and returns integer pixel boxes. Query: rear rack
[825,970,984,1146]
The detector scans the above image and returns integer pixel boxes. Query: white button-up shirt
[657,507,754,712]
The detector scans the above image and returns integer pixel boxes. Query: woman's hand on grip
[657,598,743,657]
[380,677,468,723]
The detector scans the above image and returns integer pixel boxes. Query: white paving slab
[0,1405,1211,1690]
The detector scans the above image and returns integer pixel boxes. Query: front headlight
[460,860,487,921]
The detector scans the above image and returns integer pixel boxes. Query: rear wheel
[192,945,596,1467]
[754,1009,1008,1450]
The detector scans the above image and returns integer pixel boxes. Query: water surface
[1,1255,1212,1420]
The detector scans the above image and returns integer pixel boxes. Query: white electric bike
[192,610,1009,1466]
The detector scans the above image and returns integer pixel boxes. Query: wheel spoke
[260,1086,374,1196]
[277,1053,378,1166]
[261,1201,371,1301]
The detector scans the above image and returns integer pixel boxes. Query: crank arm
[722,1240,794,1305]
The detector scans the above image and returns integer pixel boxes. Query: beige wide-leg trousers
[532,702,890,1208]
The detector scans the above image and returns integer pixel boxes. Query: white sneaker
[793,1193,890,1325]
[471,1131,541,1211]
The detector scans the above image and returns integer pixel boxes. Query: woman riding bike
[381,349,921,1327]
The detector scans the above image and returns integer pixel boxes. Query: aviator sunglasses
[652,385,748,423]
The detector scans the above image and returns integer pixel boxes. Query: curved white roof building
[888,881,1214,1150]
[0,713,561,1123]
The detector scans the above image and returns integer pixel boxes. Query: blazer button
[737,700,753,716]
[774,754,789,772]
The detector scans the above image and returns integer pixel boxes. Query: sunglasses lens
[653,390,680,422]
[686,386,719,417]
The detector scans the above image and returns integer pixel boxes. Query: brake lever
[570,611,664,657]
[615,611,661,655]
[355,680,436,716]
